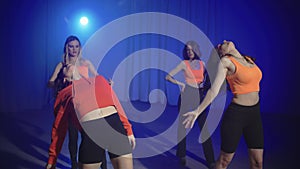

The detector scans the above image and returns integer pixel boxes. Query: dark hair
[224,53,256,63]
[63,35,81,53]
[217,43,256,63]
[183,41,201,60]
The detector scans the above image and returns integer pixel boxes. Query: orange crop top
[184,60,204,84]
[78,65,89,78]
[226,56,262,94]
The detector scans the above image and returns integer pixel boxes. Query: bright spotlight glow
[80,16,88,26]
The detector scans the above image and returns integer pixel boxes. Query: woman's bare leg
[110,153,133,169]
[215,151,235,169]
[248,149,263,169]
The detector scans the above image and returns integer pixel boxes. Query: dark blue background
[0,1,299,168]
[0,0,298,114]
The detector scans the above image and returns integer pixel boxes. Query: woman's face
[186,45,195,59]
[67,40,80,57]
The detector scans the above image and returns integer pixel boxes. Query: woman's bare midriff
[232,91,259,106]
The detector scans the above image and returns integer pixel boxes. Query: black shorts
[221,102,264,153]
[79,113,132,164]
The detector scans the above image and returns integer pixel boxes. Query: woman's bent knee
[248,149,263,169]
[218,151,234,168]
[250,160,263,169]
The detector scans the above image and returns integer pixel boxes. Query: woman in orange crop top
[183,40,264,169]
[165,41,215,168]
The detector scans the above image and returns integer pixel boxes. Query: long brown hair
[217,43,256,63]
[183,41,201,60]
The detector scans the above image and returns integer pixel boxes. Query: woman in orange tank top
[166,41,215,168]
[183,40,264,169]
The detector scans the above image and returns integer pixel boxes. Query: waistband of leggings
[230,101,260,108]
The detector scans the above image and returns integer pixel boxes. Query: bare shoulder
[55,62,63,69]
[84,59,92,64]
[79,58,91,66]
[85,59,96,68]
[173,60,186,70]
[220,56,232,68]
[180,60,187,68]
[220,56,236,74]
[180,60,186,64]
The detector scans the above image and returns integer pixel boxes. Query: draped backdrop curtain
[2,0,295,114]
[0,0,220,113]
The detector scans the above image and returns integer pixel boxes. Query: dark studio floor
[0,101,298,169]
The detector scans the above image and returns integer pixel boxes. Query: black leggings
[68,119,78,163]
[176,85,215,165]
[221,102,264,153]
[79,113,132,164]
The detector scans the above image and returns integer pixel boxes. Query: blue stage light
[80,16,89,26]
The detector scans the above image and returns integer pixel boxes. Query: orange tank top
[184,60,204,84]
[226,56,262,94]
[77,65,89,78]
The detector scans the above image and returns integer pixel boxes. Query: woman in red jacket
[46,75,135,169]
[47,35,101,169]
[46,36,135,169]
